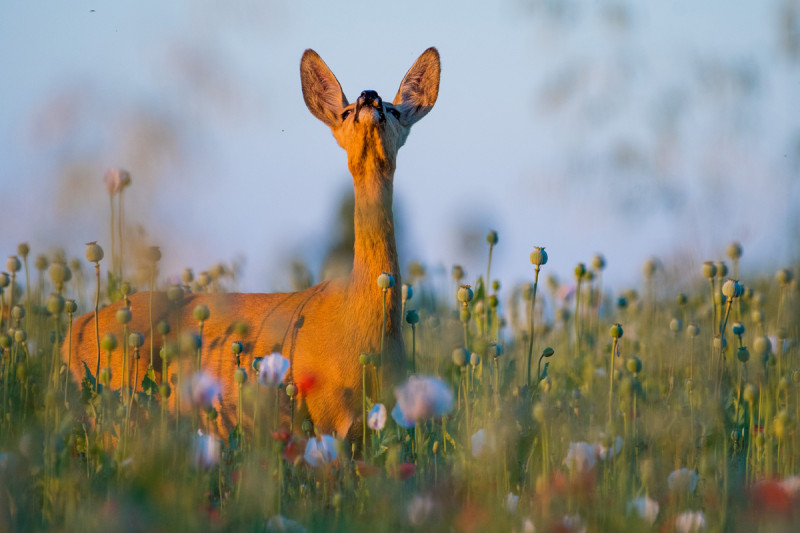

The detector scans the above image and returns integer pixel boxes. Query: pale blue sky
[1,1,798,301]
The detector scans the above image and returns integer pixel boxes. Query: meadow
[0,182,798,533]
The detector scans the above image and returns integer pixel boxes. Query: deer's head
[300,48,440,178]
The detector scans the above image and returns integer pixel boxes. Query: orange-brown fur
[67,47,441,439]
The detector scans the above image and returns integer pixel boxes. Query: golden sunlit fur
[67,48,441,439]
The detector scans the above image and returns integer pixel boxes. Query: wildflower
[561,514,586,533]
[103,168,130,196]
[668,468,698,493]
[512,518,535,533]
[594,435,623,460]
[471,428,496,457]
[367,403,387,431]
[393,375,454,426]
[391,404,416,429]
[304,435,338,467]
[193,430,220,468]
[505,492,519,514]
[266,515,307,533]
[781,475,800,496]
[674,510,706,532]
[627,496,659,525]
[564,442,596,473]
[389,462,416,480]
[186,372,220,408]
[407,494,435,527]
[258,352,290,388]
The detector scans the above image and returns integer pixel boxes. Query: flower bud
[84,242,104,263]
[542,346,554,358]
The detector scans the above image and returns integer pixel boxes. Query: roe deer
[68,47,441,439]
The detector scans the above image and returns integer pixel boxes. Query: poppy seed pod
[687,324,700,337]
[101,333,118,352]
[359,352,370,366]
[128,332,145,348]
[737,346,750,363]
[402,284,413,301]
[776,268,794,286]
[592,254,605,271]
[0,272,9,287]
[234,367,247,384]
[542,346,555,358]
[530,247,548,267]
[486,230,498,245]
[231,341,243,355]
[642,258,658,279]
[146,246,162,263]
[14,329,27,343]
[17,243,29,258]
[11,306,25,320]
[405,309,419,325]
[470,352,481,367]
[6,256,21,273]
[34,254,48,271]
[609,323,623,339]
[669,318,683,333]
[167,284,184,302]
[182,268,195,284]
[732,322,745,336]
[377,272,395,289]
[727,241,743,260]
[574,263,586,279]
[157,320,170,336]
[716,261,728,278]
[457,285,474,303]
[286,383,297,397]
[65,299,77,314]
[452,265,464,282]
[721,279,742,299]
[193,304,210,322]
[452,347,468,367]
[627,357,642,374]
[702,261,717,279]
[116,307,132,324]
[84,242,104,263]
[46,293,65,315]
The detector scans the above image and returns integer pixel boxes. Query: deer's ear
[392,47,440,127]
[301,49,349,127]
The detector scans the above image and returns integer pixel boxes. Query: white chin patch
[357,107,381,124]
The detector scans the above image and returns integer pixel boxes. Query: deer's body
[68,47,440,439]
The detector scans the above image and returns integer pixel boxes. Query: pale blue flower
[258,352,290,388]
[368,403,387,431]
[304,435,338,467]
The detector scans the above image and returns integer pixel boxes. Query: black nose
[359,90,382,106]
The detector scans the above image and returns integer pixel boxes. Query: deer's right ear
[301,49,349,128]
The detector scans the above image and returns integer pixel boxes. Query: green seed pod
[17,243,29,258]
[65,299,77,314]
[687,324,700,337]
[452,347,468,367]
[642,258,658,279]
[713,335,727,350]
[6,256,21,273]
[167,284,184,302]
[488,343,503,358]
[492,280,500,291]
[669,318,683,333]
[301,419,313,434]
[737,346,750,363]
[702,261,717,279]
[193,304,210,322]
[776,268,794,286]
[116,307,132,324]
[11,306,25,320]
[99,367,112,386]
[231,341,243,355]
[0,334,10,349]
[743,384,756,403]
[84,242,104,263]
[609,323,623,339]
[676,293,688,306]
[716,261,728,278]
[46,293,65,315]
[359,352,370,365]
[457,285,474,303]
[627,357,642,374]
[146,246,162,263]
[727,241,743,260]
[157,320,170,336]
[120,281,132,296]
[159,384,171,399]
[377,272,395,289]
[469,352,481,367]
[722,279,742,299]
[286,383,297,397]
[574,263,586,279]
[0,272,9,288]
[180,332,201,352]
[732,322,745,336]
[486,230,498,245]
[34,254,48,271]
[530,247,548,267]
[128,332,145,348]
[532,402,546,423]
[14,329,27,343]
[405,309,419,325]
[452,265,464,282]
[592,254,605,271]
[542,346,555,358]
[234,367,247,384]
[101,333,118,352]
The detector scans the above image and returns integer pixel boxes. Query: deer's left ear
[301,49,349,128]
[393,47,440,127]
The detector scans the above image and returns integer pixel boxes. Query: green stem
[526,267,540,388]
[93,262,101,392]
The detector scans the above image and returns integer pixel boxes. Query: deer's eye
[388,108,400,119]
[342,110,352,120]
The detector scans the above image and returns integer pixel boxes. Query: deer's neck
[347,140,401,323]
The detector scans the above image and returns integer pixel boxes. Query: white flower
[561,514,586,533]
[186,372,221,408]
[505,492,519,514]
[394,375,454,425]
[780,475,800,496]
[674,510,706,533]
[627,496,659,525]
[668,468,698,493]
[471,428,496,457]
[368,403,387,431]
[304,435,338,467]
[258,352,290,388]
[407,493,435,527]
[193,430,220,468]
[266,515,307,533]
[512,518,536,533]
[595,435,623,460]
[564,442,596,473]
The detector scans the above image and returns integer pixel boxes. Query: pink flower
[564,442,596,473]
[186,372,220,408]
[103,168,130,196]
[393,375,454,427]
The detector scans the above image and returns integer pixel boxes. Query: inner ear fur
[300,49,349,127]
[392,47,441,126]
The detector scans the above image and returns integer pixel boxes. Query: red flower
[295,373,317,396]
[750,480,793,515]
[283,436,306,463]
[355,460,381,477]
[389,462,416,480]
